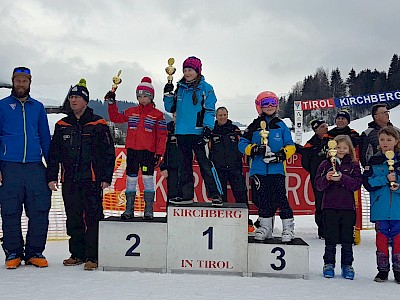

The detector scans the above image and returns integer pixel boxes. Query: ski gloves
[104,91,116,104]
[164,83,174,96]
[198,127,212,145]
[249,144,286,163]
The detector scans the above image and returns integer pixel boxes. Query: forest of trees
[280,53,400,131]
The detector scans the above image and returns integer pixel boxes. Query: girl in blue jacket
[363,126,400,284]
[238,91,296,242]
[163,56,222,206]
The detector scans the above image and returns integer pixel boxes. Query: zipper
[21,101,27,162]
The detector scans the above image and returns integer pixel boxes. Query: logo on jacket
[9,103,16,110]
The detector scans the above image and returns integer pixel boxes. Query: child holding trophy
[105,76,167,220]
[238,91,296,242]
[363,126,400,284]
[163,56,223,206]
[315,135,362,280]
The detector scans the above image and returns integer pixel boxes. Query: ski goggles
[13,67,31,75]
[259,97,278,107]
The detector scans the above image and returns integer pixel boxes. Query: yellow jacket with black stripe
[238,114,295,176]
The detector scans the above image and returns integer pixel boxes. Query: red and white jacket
[108,102,167,155]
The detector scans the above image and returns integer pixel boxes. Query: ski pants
[217,168,248,205]
[0,162,51,260]
[62,181,104,261]
[323,209,356,266]
[375,220,400,272]
[251,174,293,219]
[166,167,179,202]
[176,134,222,200]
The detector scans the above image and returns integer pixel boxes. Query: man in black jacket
[301,119,328,239]
[47,79,115,271]
[209,107,248,205]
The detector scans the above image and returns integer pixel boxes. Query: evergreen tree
[330,68,346,98]
[387,54,400,91]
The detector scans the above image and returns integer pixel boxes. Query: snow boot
[143,191,155,220]
[281,218,295,243]
[341,265,355,280]
[25,253,48,268]
[63,256,83,266]
[121,192,136,220]
[211,195,223,207]
[5,253,21,270]
[323,264,335,278]
[84,259,98,271]
[374,271,388,282]
[254,217,274,241]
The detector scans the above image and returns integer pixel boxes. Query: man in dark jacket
[47,79,115,271]
[209,107,248,205]
[301,119,328,239]
[360,103,400,167]
[325,109,360,147]
[159,112,180,204]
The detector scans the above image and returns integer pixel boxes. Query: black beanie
[310,119,326,131]
[69,78,89,103]
[335,110,350,124]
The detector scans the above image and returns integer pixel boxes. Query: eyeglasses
[375,110,390,116]
[259,97,278,107]
[13,67,31,75]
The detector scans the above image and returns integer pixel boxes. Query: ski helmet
[255,91,279,115]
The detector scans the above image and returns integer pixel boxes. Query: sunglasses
[13,67,31,75]
[259,97,278,107]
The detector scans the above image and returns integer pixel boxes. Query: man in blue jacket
[0,67,52,269]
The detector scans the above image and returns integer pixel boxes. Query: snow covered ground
[0,215,398,300]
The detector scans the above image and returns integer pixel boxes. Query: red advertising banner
[103,148,316,216]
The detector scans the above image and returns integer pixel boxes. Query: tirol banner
[102,148,315,216]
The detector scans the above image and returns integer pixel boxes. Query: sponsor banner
[298,90,400,111]
[301,98,335,111]
[103,148,316,216]
[334,90,400,108]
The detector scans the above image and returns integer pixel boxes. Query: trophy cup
[165,58,176,83]
[327,140,340,177]
[385,150,396,187]
[260,121,273,162]
[111,70,122,92]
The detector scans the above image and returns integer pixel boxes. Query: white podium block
[248,237,309,279]
[167,203,248,275]
[99,216,167,272]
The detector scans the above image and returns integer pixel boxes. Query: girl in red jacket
[106,77,167,219]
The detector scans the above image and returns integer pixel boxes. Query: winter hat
[69,78,90,103]
[12,66,32,81]
[255,91,279,115]
[183,56,202,74]
[310,119,326,131]
[136,77,155,100]
[335,109,350,124]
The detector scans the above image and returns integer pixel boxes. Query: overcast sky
[1,0,399,124]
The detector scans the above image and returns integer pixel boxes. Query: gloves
[104,91,116,104]
[164,83,174,95]
[250,144,266,158]
[154,154,162,166]
[263,149,287,164]
[198,127,212,145]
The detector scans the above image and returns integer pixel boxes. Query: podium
[99,216,167,272]
[248,237,309,279]
[98,203,309,278]
[167,203,248,275]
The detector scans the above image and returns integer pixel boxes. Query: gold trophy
[327,140,340,177]
[385,150,396,187]
[165,58,176,83]
[111,70,122,92]
[260,121,273,162]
